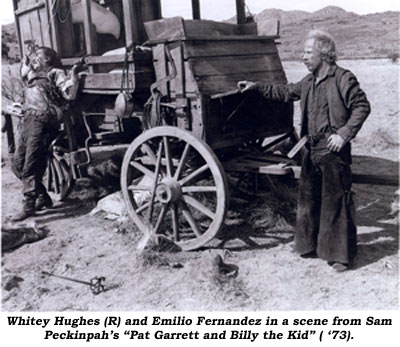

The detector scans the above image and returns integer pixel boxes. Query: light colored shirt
[23,67,79,119]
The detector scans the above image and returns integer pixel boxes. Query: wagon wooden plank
[258,163,292,175]
[189,55,284,77]
[18,12,44,55]
[38,6,52,47]
[184,20,241,36]
[14,1,45,16]
[183,39,278,58]
[193,72,286,95]
[253,166,399,186]
[61,52,153,67]
[45,0,59,51]
[144,15,258,43]
[209,126,294,149]
[122,0,135,47]
[352,173,399,186]
[168,43,199,96]
[17,14,29,51]
[53,0,75,57]
[80,72,153,92]
[145,17,186,42]
[185,35,280,42]
[30,8,44,46]
[82,0,97,57]
[81,73,129,90]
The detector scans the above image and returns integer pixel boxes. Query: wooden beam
[46,0,59,51]
[236,0,246,24]
[139,0,163,43]
[352,173,399,186]
[153,0,162,19]
[191,0,201,19]
[14,1,45,16]
[81,0,97,60]
[61,51,152,66]
[143,0,162,20]
[56,0,74,57]
[122,0,135,47]
[12,0,23,56]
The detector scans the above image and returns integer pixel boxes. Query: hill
[255,6,399,60]
[1,23,19,62]
[1,6,399,61]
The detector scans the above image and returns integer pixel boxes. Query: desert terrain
[1,57,398,311]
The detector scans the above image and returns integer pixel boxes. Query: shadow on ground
[210,155,398,267]
[351,155,398,269]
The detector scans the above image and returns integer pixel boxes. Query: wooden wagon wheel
[46,138,75,201]
[121,126,229,251]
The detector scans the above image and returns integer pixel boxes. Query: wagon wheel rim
[121,126,229,251]
[46,150,75,201]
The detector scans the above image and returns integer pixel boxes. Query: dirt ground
[1,59,399,311]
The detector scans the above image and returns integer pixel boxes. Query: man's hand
[327,134,345,152]
[22,55,30,67]
[71,61,86,75]
[237,80,256,93]
[20,55,31,79]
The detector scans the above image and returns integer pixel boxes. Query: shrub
[388,52,399,62]
[1,64,24,104]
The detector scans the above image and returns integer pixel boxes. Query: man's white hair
[306,29,337,64]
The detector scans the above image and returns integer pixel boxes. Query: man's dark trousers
[12,112,53,210]
[294,146,357,265]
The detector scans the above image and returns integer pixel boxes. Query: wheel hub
[156,177,182,204]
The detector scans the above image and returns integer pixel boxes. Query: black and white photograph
[1,0,399,344]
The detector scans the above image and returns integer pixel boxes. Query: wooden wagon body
[6,0,398,250]
[6,1,307,250]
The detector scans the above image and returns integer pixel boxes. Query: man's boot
[36,192,53,210]
[11,198,36,222]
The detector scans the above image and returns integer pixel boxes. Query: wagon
[5,0,396,250]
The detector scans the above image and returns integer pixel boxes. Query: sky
[1,0,399,25]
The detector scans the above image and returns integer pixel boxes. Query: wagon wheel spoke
[128,185,152,191]
[140,141,169,178]
[153,204,168,235]
[54,160,66,189]
[47,159,53,192]
[182,186,217,193]
[141,143,157,163]
[183,195,215,220]
[179,200,202,237]
[147,143,163,221]
[49,160,60,194]
[170,203,179,241]
[136,201,151,214]
[163,136,173,177]
[130,160,155,178]
[174,142,190,180]
[179,163,209,186]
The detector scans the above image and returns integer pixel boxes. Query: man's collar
[326,64,337,77]
[313,64,337,84]
[26,70,50,83]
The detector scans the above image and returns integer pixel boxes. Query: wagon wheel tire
[46,150,75,201]
[121,126,229,251]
